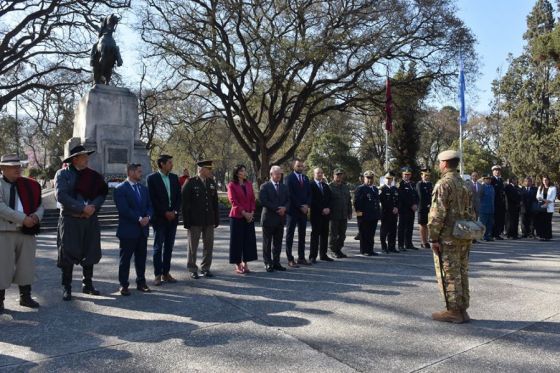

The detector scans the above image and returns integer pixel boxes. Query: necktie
[133,184,142,204]
[298,174,303,186]
[274,183,279,193]
[318,182,323,193]
[8,182,16,210]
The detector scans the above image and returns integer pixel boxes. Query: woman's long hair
[231,164,246,184]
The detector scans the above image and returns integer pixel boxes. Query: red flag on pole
[385,77,393,133]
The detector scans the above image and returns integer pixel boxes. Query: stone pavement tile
[2,321,358,373]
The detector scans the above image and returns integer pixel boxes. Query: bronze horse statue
[90,14,123,85]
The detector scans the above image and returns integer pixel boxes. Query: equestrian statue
[90,14,123,85]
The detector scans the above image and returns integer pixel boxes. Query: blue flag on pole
[458,57,467,126]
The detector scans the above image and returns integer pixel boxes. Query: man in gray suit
[259,165,289,272]
[466,171,483,243]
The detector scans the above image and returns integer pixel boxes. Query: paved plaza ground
[1,218,559,372]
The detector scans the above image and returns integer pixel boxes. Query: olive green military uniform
[328,181,352,255]
[428,168,474,311]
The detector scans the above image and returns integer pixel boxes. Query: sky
[455,0,535,113]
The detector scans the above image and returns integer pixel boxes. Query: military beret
[363,170,375,177]
[401,166,412,174]
[334,168,344,174]
[384,171,395,178]
[196,159,213,168]
[437,150,461,161]
[491,165,502,171]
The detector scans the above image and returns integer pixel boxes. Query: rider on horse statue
[90,14,123,85]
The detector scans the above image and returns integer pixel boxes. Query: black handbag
[531,201,547,213]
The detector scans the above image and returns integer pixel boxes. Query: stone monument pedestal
[65,84,151,179]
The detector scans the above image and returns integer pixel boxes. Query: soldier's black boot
[0,289,5,314]
[82,266,100,295]
[19,285,40,308]
[63,286,72,301]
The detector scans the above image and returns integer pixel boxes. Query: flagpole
[459,117,463,176]
[385,128,389,171]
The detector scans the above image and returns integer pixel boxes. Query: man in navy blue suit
[114,164,153,295]
[147,155,182,286]
[285,159,311,267]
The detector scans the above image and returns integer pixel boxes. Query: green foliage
[0,115,21,155]
[307,132,361,182]
[389,64,431,174]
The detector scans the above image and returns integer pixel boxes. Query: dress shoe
[495,236,504,240]
[82,284,100,296]
[399,247,407,252]
[471,240,478,244]
[120,287,131,296]
[273,264,287,271]
[19,285,40,308]
[136,283,151,293]
[265,265,274,272]
[190,272,200,279]
[154,275,162,286]
[308,257,317,264]
[201,270,214,278]
[320,256,334,262]
[461,309,471,322]
[382,247,389,254]
[162,274,178,283]
[371,251,379,256]
[431,309,465,324]
[337,251,347,258]
[407,246,419,251]
[354,234,360,240]
[390,247,400,253]
[62,286,72,301]
[297,258,311,266]
[287,260,299,268]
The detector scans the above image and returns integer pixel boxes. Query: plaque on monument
[108,148,128,164]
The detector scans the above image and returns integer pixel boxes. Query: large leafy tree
[0,0,130,111]
[139,0,475,181]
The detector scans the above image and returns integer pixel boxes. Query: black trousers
[398,211,415,248]
[493,205,506,237]
[535,212,553,239]
[61,264,94,288]
[380,213,398,250]
[310,216,329,259]
[358,219,378,254]
[521,211,535,237]
[505,208,520,238]
[286,214,307,261]
[118,237,148,288]
[262,225,284,265]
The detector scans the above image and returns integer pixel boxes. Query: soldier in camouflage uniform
[328,169,352,258]
[428,150,475,324]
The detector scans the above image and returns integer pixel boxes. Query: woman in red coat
[227,165,258,274]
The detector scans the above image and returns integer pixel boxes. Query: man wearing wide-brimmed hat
[0,154,43,313]
[55,145,108,301]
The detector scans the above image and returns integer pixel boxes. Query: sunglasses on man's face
[366,176,373,179]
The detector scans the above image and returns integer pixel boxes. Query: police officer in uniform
[398,167,419,251]
[417,168,433,248]
[182,160,220,279]
[353,170,381,256]
[429,150,474,324]
[379,172,399,253]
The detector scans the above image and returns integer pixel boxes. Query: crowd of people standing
[0,144,557,316]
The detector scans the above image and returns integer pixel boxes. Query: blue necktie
[133,184,142,204]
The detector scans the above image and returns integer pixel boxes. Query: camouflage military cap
[437,150,461,161]
[334,168,344,174]
[363,170,375,177]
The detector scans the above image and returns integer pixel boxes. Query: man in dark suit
[379,171,399,253]
[309,167,333,263]
[114,164,153,295]
[416,168,433,249]
[491,165,506,240]
[398,167,419,251]
[285,158,311,266]
[504,176,522,239]
[147,154,181,286]
[521,176,538,238]
[259,165,289,272]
